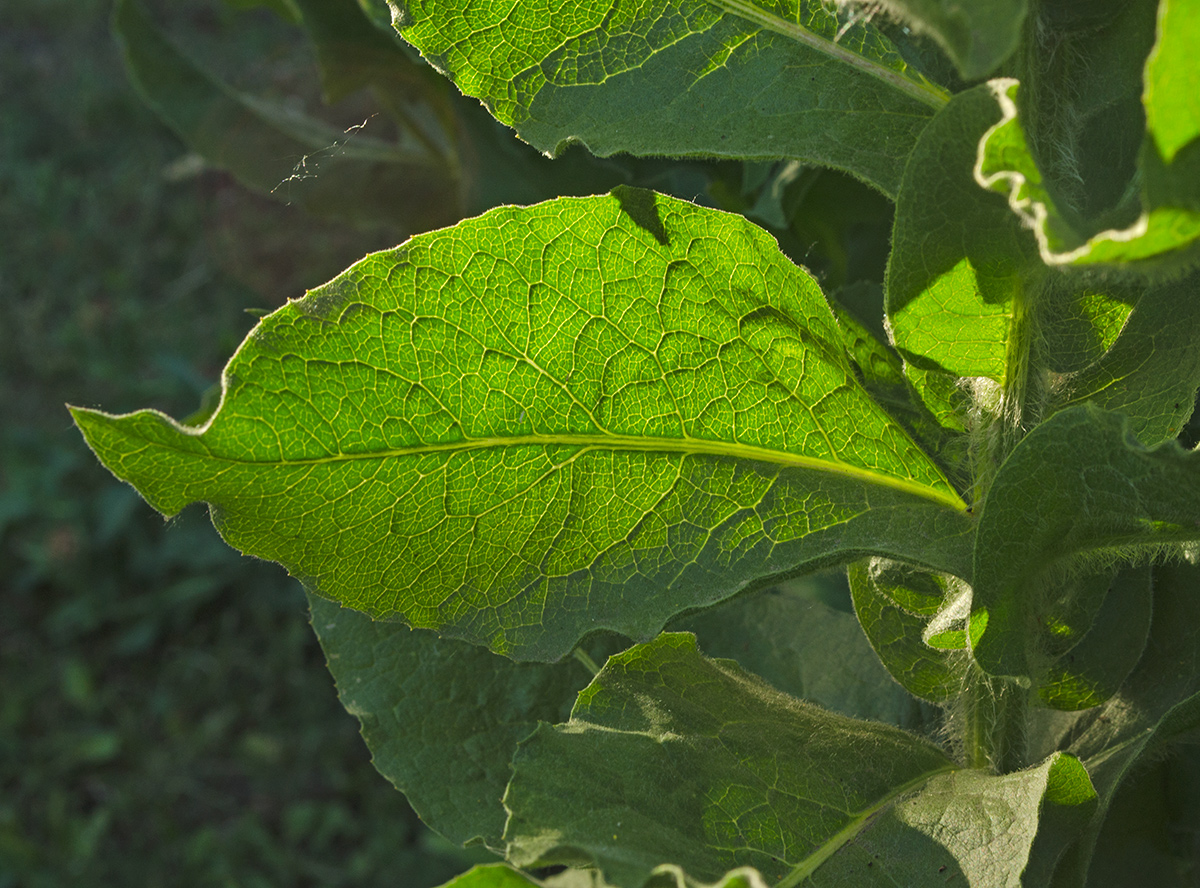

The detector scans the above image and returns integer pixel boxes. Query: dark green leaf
[972,405,1200,680]
[392,0,950,196]
[112,0,458,230]
[71,190,970,662]
[308,594,597,849]
[504,633,1095,887]
[868,0,1027,78]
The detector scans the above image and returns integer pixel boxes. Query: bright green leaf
[434,865,544,887]
[848,559,964,703]
[390,0,950,196]
[864,0,1027,79]
[112,0,457,230]
[307,593,599,849]
[887,81,1039,395]
[1143,0,1200,166]
[71,189,969,662]
[504,633,1094,887]
[972,405,1200,680]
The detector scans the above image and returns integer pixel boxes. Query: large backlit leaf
[886,81,1039,420]
[866,0,1027,78]
[980,8,1200,272]
[112,0,457,230]
[504,633,1095,887]
[391,0,950,196]
[971,406,1200,680]
[72,189,969,662]
[307,593,601,849]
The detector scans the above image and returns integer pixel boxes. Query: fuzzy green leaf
[848,559,965,703]
[972,405,1200,680]
[869,0,1027,79]
[72,190,969,662]
[1049,268,1200,447]
[307,593,598,849]
[675,581,937,730]
[391,0,950,196]
[504,633,1095,887]
[112,0,458,230]
[886,81,1039,421]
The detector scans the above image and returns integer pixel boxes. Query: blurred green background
[0,1,485,884]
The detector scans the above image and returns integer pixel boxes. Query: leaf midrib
[707,0,950,110]
[776,763,960,887]
[105,408,966,511]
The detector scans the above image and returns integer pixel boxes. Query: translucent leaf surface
[391,0,950,196]
[435,865,544,888]
[848,559,964,703]
[972,406,1200,679]
[308,593,598,848]
[72,189,969,661]
[504,633,1095,887]
[870,0,1026,78]
[887,81,1038,402]
[112,0,458,230]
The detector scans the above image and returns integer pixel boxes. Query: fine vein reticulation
[73,190,968,660]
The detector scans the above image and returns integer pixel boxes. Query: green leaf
[504,633,1095,887]
[307,593,599,849]
[674,581,937,730]
[887,81,1039,402]
[980,58,1200,268]
[434,865,544,888]
[71,189,969,661]
[1144,0,1200,166]
[1052,560,1200,887]
[848,559,964,703]
[112,0,458,230]
[391,0,950,196]
[971,405,1200,680]
[1049,268,1200,447]
[871,0,1027,79]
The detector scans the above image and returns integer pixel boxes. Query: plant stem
[963,667,1029,773]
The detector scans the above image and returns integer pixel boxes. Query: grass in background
[0,1,479,883]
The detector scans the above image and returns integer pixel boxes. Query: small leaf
[432,865,543,887]
[504,633,1095,888]
[391,0,950,196]
[307,594,598,849]
[887,81,1039,411]
[972,405,1200,680]
[71,190,969,662]
[864,0,1027,79]
[848,559,964,703]
[112,0,458,230]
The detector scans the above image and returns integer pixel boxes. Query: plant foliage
[73,0,1200,883]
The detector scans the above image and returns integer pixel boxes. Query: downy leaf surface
[979,4,1200,272]
[72,189,970,661]
[112,0,458,230]
[504,633,1095,887]
[307,593,599,849]
[886,81,1038,424]
[390,0,950,196]
[865,0,1027,79]
[972,405,1200,680]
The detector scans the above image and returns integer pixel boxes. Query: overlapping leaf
[391,0,950,196]
[971,405,1200,680]
[865,0,1027,78]
[72,189,969,661]
[980,0,1200,272]
[504,633,1095,887]
[112,0,457,231]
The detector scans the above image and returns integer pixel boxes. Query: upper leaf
[971,405,1200,680]
[112,0,458,231]
[389,0,950,196]
[504,633,1095,887]
[869,0,1027,79]
[72,189,968,661]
